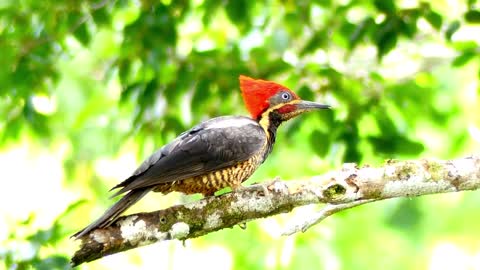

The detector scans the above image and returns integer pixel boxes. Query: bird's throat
[258,110,283,161]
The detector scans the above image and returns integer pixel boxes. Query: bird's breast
[153,154,264,196]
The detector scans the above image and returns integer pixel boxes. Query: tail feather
[72,187,153,238]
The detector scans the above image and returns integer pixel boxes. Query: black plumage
[112,116,266,194]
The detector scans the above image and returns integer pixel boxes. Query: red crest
[239,75,297,119]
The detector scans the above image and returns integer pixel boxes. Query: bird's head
[239,75,330,121]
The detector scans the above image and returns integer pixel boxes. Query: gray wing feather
[74,116,265,238]
[111,116,265,196]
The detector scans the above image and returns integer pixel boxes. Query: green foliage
[1,201,83,269]
[1,0,479,269]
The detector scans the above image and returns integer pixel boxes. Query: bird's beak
[276,100,330,121]
[295,100,331,111]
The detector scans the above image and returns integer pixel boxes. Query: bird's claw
[241,183,269,196]
[248,177,282,196]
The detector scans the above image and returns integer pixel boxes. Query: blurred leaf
[465,9,480,23]
[316,108,335,129]
[452,40,478,50]
[387,199,423,232]
[225,0,249,27]
[340,123,362,162]
[339,21,357,47]
[118,59,131,85]
[452,51,477,67]
[2,201,80,270]
[262,59,292,75]
[297,85,314,101]
[202,0,220,25]
[191,79,211,116]
[23,98,50,137]
[92,6,111,26]
[349,17,374,49]
[32,255,70,270]
[73,22,92,47]
[59,199,87,219]
[399,17,418,38]
[373,16,399,59]
[310,130,330,156]
[121,83,142,104]
[28,227,55,243]
[314,0,332,7]
[424,10,443,30]
[369,135,425,155]
[301,31,328,56]
[164,115,185,133]
[1,116,23,142]
[374,0,396,14]
[376,29,398,59]
[140,79,158,108]
[284,13,304,36]
[445,20,460,41]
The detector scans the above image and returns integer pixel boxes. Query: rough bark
[71,156,480,267]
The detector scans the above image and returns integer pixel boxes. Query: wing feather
[111,116,265,196]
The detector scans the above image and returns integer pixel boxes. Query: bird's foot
[231,184,267,196]
[244,183,270,197]
[248,176,283,196]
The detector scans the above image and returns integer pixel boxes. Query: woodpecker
[73,75,330,238]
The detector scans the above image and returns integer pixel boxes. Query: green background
[1,0,480,269]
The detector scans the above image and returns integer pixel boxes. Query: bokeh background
[1,0,480,269]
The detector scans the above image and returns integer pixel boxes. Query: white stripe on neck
[206,117,256,129]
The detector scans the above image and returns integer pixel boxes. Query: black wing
[73,116,266,238]
[111,116,266,196]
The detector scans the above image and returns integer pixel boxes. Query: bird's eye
[281,92,291,100]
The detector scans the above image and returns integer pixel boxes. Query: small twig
[282,199,377,236]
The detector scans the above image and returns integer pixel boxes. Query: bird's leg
[247,184,270,197]
[245,176,282,196]
[229,181,271,197]
[250,176,281,187]
[230,183,246,192]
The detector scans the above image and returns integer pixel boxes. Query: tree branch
[71,156,480,266]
